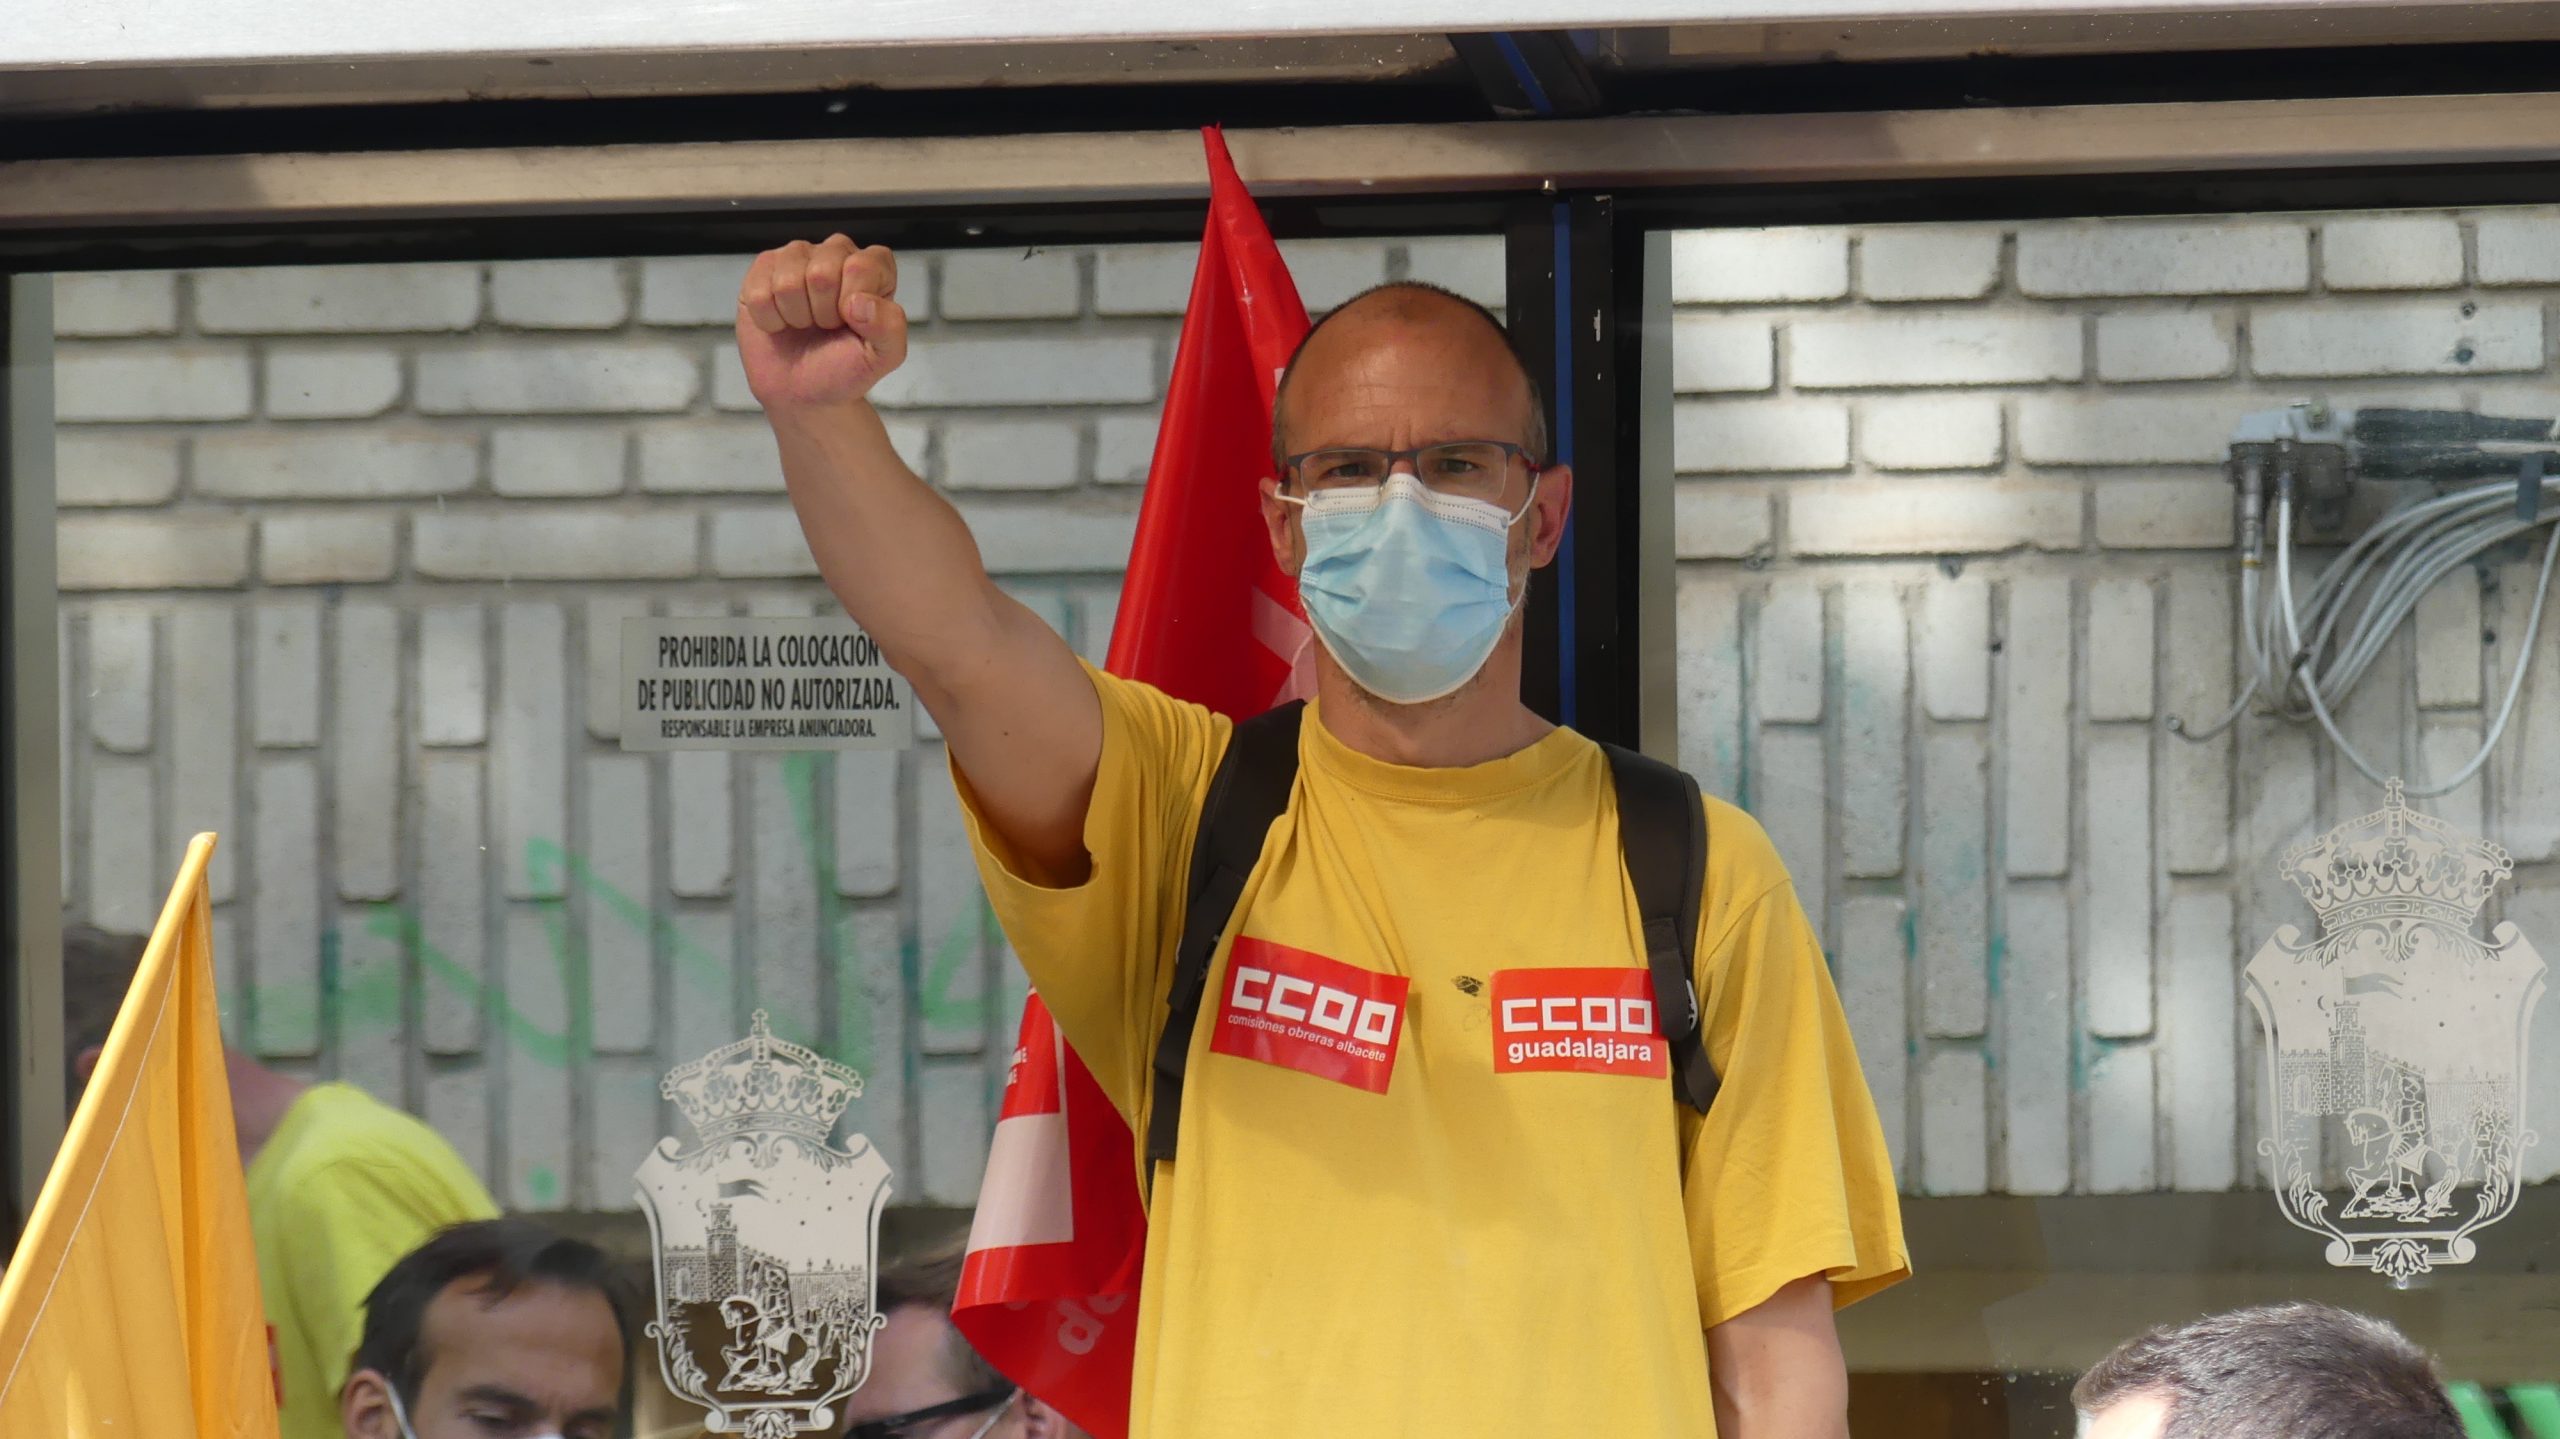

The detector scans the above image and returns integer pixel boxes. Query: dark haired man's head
[843,1238,1078,1439]
[2075,1303,2462,1439]
[341,1219,635,1439]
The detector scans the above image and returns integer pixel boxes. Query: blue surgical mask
[1289,472,1535,705]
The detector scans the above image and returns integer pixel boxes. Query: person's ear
[341,1369,403,1439]
[1525,465,1573,568]
[71,1045,105,1087]
[1258,474,1303,576]
[1016,1393,1072,1439]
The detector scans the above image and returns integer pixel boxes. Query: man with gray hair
[2075,1302,2464,1438]
[841,1239,1081,1439]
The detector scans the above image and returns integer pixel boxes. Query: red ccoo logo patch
[1491,968,1668,1078]
[1210,938,1408,1094]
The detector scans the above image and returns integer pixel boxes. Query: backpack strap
[1599,743,1721,1116]
[1144,701,1307,1170]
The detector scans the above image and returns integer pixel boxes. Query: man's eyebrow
[453,1384,538,1410]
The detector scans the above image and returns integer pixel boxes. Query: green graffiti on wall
[231,752,1001,1077]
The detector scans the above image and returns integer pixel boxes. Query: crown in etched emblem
[661,1010,862,1151]
[2281,780,2512,931]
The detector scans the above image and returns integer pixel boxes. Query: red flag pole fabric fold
[953,126,1312,1439]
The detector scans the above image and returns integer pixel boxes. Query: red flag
[953,127,1311,1439]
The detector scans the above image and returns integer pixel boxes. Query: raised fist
[735,235,907,413]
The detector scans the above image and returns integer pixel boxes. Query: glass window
[1666,206,2560,1432]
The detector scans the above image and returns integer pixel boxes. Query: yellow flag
[0,834,281,1438]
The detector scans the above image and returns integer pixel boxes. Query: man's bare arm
[740,236,1100,883]
[1706,1274,1850,1439]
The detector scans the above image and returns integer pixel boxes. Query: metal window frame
[11,86,2560,1228]
[4,275,61,1248]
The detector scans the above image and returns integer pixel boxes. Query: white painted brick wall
[1840,582,1909,879]
[2093,479,2234,550]
[418,606,487,747]
[2251,301,2542,377]
[1919,576,1990,722]
[197,263,482,334]
[55,272,180,338]
[2016,222,2309,297]
[1674,575,1743,801]
[1793,314,2082,389]
[1671,316,1775,394]
[2004,577,2073,878]
[2093,312,2235,383]
[2001,889,2073,1196]
[2081,726,2156,1039]
[1399,236,1506,308]
[1673,398,1849,473]
[334,604,403,901]
[1756,582,1825,723]
[490,259,631,330]
[2161,890,2237,1190]
[1092,413,1159,483]
[2017,394,2228,466]
[417,343,702,414]
[1671,229,1849,304]
[263,346,403,419]
[56,346,253,422]
[1919,1048,1988,1196]
[2413,574,2484,710]
[2161,568,2234,874]
[2476,214,2560,285]
[59,515,251,589]
[1787,479,2081,557]
[941,419,1082,491]
[167,605,238,901]
[2320,216,2464,291]
[937,249,1082,320]
[56,433,181,507]
[48,217,2560,1209]
[2085,578,2155,722]
[261,513,400,585]
[635,421,786,494]
[416,510,699,581]
[1091,244,1197,317]
[1839,896,1911,1181]
[1857,395,2002,471]
[1673,484,1772,561]
[199,431,476,500]
[873,336,1157,408]
[1859,228,2001,303]
[1917,730,1989,1039]
[86,608,155,754]
[492,425,628,498]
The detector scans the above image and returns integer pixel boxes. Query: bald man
[738,236,1907,1439]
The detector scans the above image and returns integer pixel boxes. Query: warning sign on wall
[620,616,914,752]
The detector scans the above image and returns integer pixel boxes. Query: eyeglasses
[843,1385,1017,1439]
[1280,441,1540,505]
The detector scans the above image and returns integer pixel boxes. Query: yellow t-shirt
[960,666,1909,1438]
[244,1081,500,1439]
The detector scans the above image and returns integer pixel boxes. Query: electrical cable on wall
[2170,404,2560,799]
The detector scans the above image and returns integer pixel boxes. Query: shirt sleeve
[954,661,1227,1125]
[1676,804,1910,1330]
[274,1155,501,1396]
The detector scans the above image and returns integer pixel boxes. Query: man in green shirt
[65,925,500,1439]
